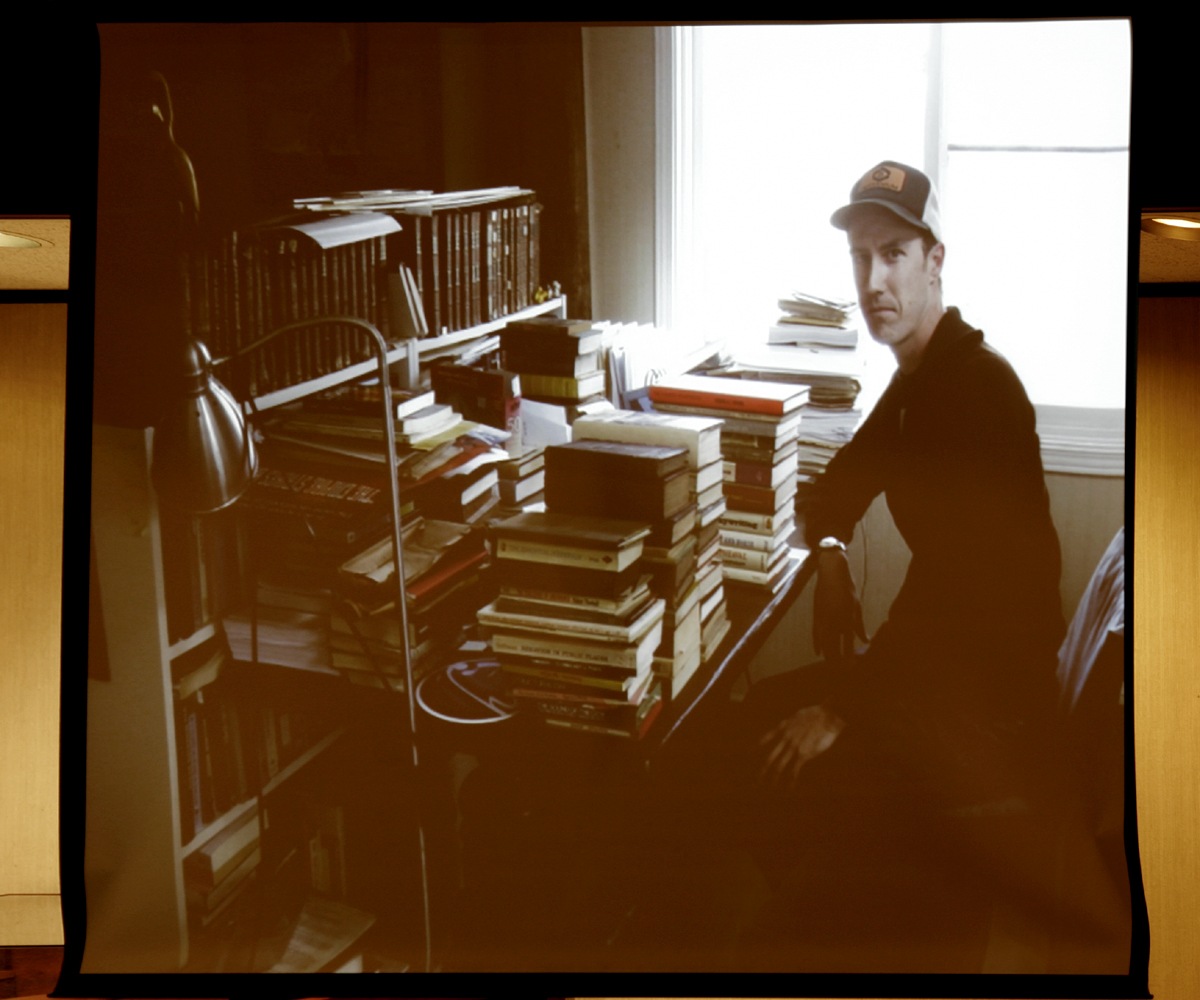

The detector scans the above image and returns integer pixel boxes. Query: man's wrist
[817,536,847,556]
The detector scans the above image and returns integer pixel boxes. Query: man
[761,160,1065,797]
[729,161,1068,970]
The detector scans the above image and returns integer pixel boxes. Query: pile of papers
[769,291,858,349]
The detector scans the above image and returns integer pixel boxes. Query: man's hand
[813,546,868,662]
[759,704,846,786]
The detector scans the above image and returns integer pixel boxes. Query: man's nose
[867,254,888,293]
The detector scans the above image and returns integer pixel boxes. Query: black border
[36,15,1166,1000]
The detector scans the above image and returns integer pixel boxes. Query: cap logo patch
[858,165,906,194]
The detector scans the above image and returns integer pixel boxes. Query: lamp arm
[219,316,431,967]
[227,317,417,737]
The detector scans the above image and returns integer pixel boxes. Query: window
[662,20,1130,410]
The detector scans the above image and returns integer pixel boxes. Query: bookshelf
[87,283,565,971]
[249,295,566,411]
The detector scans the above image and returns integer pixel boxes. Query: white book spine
[720,543,786,572]
[478,599,664,642]
[492,627,660,670]
[496,537,638,572]
[572,413,720,470]
[720,522,794,552]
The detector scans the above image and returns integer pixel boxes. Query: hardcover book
[572,409,723,470]
[648,373,809,416]
[500,315,603,357]
[478,596,665,644]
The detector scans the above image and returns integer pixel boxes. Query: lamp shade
[150,338,258,514]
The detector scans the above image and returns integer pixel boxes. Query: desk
[413,549,817,972]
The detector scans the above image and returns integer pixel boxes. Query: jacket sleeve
[803,376,899,550]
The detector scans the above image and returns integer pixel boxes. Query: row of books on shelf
[294,186,544,338]
[197,222,393,400]
[196,186,546,400]
[172,643,337,846]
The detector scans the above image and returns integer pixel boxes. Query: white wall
[582,26,656,324]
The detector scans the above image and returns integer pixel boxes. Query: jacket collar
[894,307,982,391]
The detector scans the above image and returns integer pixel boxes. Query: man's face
[846,208,944,354]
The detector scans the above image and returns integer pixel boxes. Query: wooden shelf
[179,796,258,861]
[168,623,216,661]
[246,296,566,412]
[262,727,345,798]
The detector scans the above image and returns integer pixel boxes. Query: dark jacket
[805,307,1066,734]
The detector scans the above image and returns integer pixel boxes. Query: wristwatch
[818,536,847,553]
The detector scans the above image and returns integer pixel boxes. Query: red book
[648,374,808,417]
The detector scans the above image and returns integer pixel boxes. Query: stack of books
[409,449,502,525]
[647,375,807,593]
[480,512,666,740]
[263,383,514,526]
[768,291,857,349]
[500,316,607,411]
[266,386,477,468]
[223,511,489,692]
[333,516,491,688]
[571,409,730,683]
[494,447,546,512]
[712,347,866,517]
[430,363,522,441]
[183,803,262,927]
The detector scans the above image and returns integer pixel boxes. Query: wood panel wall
[1134,294,1200,999]
[0,304,67,945]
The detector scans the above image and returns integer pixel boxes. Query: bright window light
[685,20,1130,410]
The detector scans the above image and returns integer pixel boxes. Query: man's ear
[927,241,945,279]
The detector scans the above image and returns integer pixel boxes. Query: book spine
[724,482,795,512]
[501,662,631,690]
[718,510,783,533]
[510,683,636,707]
[478,609,645,642]
[498,584,628,613]
[720,544,782,572]
[530,202,541,299]
[521,696,639,727]
[176,700,197,844]
[414,215,424,319]
[723,461,774,488]
[449,212,459,332]
[516,203,529,311]
[520,372,601,399]
[491,631,642,669]
[544,696,661,739]
[431,212,442,336]
[722,561,786,584]
[650,384,786,416]
[486,208,498,321]
[471,210,482,327]
[495,538,630,572]
[572,420,712,471]
[720,527,788,552]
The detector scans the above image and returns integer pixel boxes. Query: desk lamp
[149,315,432,969]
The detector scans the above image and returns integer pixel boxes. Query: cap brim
[830,198,932,236]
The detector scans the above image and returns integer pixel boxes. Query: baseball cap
[830,160,942,242]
